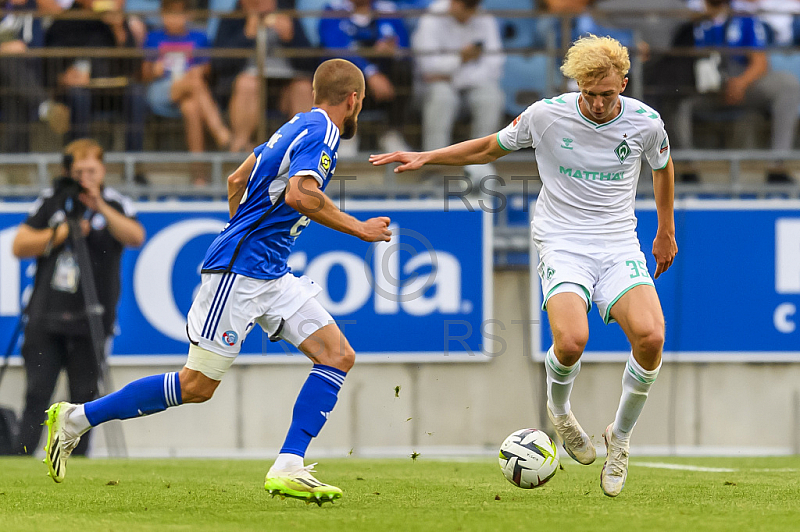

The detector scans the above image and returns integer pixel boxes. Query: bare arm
[12,223,69,258]
[737,51,768,89]
[725,51,768,105]
[94,201,145,247]
[285,175,392,242]
[227,153,257,218]
[369,134,509,173]
[652,157,678,279]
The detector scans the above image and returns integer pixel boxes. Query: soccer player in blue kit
[42,59,392,504]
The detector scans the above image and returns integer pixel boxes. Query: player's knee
[339,343,356,372]
[319,342,355,373]
[179,368,219,403]
[554,333,588,365]
[636,324,665,355]
[181,381,215,403]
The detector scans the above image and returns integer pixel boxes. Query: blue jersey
[202,108,340,279]
[693,15,767,75]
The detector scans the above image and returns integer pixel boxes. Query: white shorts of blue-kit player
[187,272,334,357]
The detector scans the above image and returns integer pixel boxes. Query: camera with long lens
[52,154,87,219]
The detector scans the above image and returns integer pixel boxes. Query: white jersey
[497,92,670,241]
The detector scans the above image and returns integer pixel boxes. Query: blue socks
[80,364,345,460]
[280,364,346,457]
[84,372,182,427]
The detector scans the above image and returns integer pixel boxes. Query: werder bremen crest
[614,139,631,164]
[538,261,555,280]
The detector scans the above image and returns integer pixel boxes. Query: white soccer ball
[498,428,559,488]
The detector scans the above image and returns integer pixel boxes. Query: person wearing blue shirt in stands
[319,0,412,151]
[41,59,393,506]
[672,0,800,183]
[143,0,231,170]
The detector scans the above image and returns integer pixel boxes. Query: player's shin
[73,372,183,434]
[545,346,581,416]
[612,353,660,438]
[277,364,346,465]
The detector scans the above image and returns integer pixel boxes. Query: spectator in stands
[688,0,800,46]
[45,0,146,151]
[213,0,314,153]
[673,0,800,183]
[0,0,70,152]
[412,0,504,154]
[319,0,412,152]
[143,0,231,173]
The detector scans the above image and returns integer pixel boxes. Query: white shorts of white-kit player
[187,271,333,356]
[534,233,655,324]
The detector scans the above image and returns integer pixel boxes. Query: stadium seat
[297,0,328,47]
[501,54,550,117]
[482,0,536,50]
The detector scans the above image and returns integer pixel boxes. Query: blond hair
[313,59,365,106]
[560,35,630,87]
[64,138,104,162]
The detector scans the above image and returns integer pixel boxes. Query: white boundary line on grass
[634,462,798,473]
[634,462,736,472]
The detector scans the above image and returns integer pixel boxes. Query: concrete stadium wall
[2,271,799,458]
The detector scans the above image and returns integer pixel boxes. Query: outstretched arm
[652,157,677,279]
[369,134,509,173]
[285,174,392,242]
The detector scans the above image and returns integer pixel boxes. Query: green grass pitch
[1,456,799,531]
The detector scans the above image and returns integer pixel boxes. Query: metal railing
[1,148,799,196]
[0,7,799,151]
[1,7,800,198]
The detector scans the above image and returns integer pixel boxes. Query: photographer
[11,139,144,456]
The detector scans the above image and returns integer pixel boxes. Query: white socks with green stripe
[544,346,581,416]
[612,353,660,439]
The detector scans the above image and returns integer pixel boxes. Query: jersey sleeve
[102,188,138,219]
[288,121,336,187]
[736,17,767,49]
[496,102,538,151]
[23,193,53,229]
[643,117,671,171]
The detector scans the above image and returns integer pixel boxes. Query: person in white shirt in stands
[412,0,504,177]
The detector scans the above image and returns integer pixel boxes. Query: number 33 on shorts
[626,260,650,279]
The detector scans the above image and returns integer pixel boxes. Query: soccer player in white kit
[371,35,678,497]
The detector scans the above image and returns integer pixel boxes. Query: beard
[341,113,358,140]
